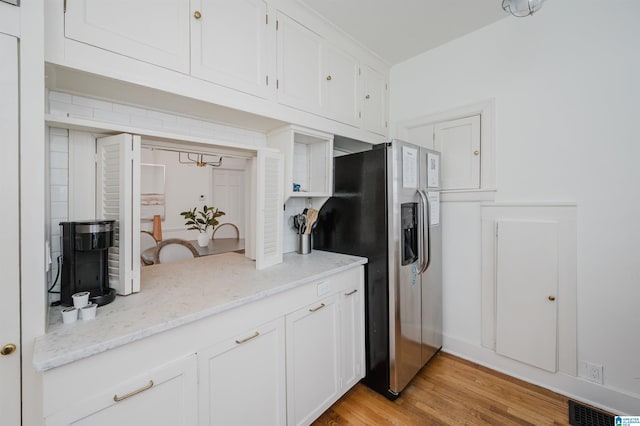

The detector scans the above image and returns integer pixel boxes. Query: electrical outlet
[582,361,604,384]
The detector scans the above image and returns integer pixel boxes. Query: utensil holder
[298,234,311,255]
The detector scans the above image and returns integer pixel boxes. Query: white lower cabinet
[198,317,286,425]
[286,294,341,426]
[41,266,365,426]
[340,285,365,391]
[44,354,198,426]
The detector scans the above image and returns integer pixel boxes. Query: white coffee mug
[72,291,90,309]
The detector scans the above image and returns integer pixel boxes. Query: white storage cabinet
[198,317,286,425]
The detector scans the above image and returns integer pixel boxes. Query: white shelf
[267,125,334,206]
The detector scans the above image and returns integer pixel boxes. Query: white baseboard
[442,336,640,416]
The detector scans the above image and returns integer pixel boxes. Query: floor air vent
[568,400,614,426]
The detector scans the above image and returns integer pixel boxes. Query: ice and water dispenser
[59,220,117,307]
[401,203,418,266]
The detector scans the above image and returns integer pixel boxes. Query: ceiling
[298,0,509,65]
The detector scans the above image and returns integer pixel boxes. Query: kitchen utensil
[304,209,318,235]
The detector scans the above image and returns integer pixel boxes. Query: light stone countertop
[33,250,367,372]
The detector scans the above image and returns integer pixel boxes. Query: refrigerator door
[388,140,424,394]
[419,148,443,365]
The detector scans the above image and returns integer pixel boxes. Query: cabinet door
[495,220,558,372]
[324,43,360,126]
[191,0,270,98]
[362,65,388,135]
[286,295,340,426]
[96,134,141,295]
[64,0,190,73]
[199,318,286,425]
[276,12,323,114]
[45,355,198,426]
[340,283,365,391]
[255,149,284,269]
[434,115,481,190]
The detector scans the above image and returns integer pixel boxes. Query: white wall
[390,0,640,413]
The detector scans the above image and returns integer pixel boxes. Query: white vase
[197,232,209,247]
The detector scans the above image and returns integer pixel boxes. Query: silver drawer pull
[235,331,260,344]
[344,289,358,296]
[309,303,326,313]
[113,380,154,402]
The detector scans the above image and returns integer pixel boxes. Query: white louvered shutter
[256,149,284,269]
[96,134,141,295]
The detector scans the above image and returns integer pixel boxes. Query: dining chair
[140,231,158,266]
[153,239,200,264]
[211,223,240,240]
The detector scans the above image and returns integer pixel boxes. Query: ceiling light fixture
[502,0,546,17]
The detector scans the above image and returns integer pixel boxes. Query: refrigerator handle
[417,189,431,274]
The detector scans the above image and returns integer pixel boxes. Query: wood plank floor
[314,352,571,425]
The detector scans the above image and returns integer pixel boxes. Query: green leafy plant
[180,206,225,233]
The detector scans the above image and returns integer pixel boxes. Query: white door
[495,220,559,372]
[191,0,270,97]
[0,31,20,426]
[64,0,190,72]
[434,115,481,190]
[198,318,286,425]
[96,134,141,295]
[340,282,365,391]
[362,65,387,136]
[255,149,283,269]
[324,43,360,126]
[276,12,323,113]
[286,295,341,426]
[211,169,245,238]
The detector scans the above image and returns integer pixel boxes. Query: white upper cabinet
[362,65,388,135]
[276,12,324,114]
[434,115,481,190]
[191,0,271,98]
[276,11,362,128]
[324,43,360,127]
[64,0,190,73]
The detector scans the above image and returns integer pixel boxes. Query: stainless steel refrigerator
[314,140,442,400]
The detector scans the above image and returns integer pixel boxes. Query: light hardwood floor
[314,352,571,425]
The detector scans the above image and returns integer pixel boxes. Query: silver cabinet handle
[309,303,326,313]
[344,289,357,296]
[113,380,154,402]
[235,331,260,344]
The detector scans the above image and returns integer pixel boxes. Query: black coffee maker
[60,220,117,306]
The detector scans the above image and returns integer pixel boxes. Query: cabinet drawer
[45,354,197,426]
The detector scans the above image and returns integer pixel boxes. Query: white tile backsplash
[50,151,68,169]
[48,90,266,148]
[72,95,113,111]
[50,169,68,186]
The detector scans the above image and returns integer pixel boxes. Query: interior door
[0,31,20,426]
[212,169,245,238]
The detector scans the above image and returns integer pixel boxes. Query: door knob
[548,295,556,301]
[473,150,480,156]
[365,94,370,99]
[1,343,16,356]
[194,10,202,19]
[326,75,332,81]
